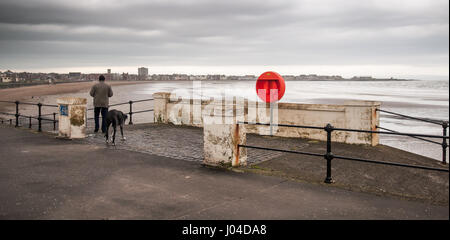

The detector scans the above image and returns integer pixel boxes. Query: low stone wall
[153,92,380,146]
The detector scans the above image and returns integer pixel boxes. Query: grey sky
[0,0,448,78]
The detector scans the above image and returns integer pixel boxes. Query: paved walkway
[0,125,448,219]
[84,123,449,205]
[85,123,296,164]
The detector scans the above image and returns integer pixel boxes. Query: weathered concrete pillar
[57,97,87,139]
[167,93,192,125]
[203,110,247,167]
[344,101,380,146]
[153,92,170,123]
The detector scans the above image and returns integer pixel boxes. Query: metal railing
[0,98,154,131]
[86,98,154,125]
[238,121,449,184]
[0,100,59,132]
[376,108,449,165]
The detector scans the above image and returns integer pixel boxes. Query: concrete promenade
[0,125,448,219]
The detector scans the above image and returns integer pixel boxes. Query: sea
[5,80,450,161]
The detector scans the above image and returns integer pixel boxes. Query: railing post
[15,101,19,127]
[442,121,448,165]
[129,100,133,125]
[53,112,56,131]
[37,103,42,132]
[29,116,32,128]
[324,123,335,184]
[9,119,12,125]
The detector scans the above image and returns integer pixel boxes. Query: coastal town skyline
[1,65,448,81]
[0,67,422,85]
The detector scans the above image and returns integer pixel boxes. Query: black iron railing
[86,98,154,125]
[0,98,154,131]
[238,121,449,184]
[0,100,58,132]
[376,108,448,165]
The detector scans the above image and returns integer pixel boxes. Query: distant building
[172,74,189,81]
[138,67,149,80]
[47,76,55,84]
[69,72,81,79]
[283,75,296,81]
[238,75,256,81]
[15,77,25,82]
[1,70,14,82]
[122,72,129,81]
[207,75,226,81]
[352,76,373,80]
[151,74,171,81]
[106,69,113,81]
[1,76,13,83]
[191,75,207,81]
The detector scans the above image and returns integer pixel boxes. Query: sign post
[270,101,274,135]
[255,71,286,135]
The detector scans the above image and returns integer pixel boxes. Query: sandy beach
[0,81,152,111]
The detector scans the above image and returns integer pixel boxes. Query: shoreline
[1,80,447,114]
[0,81,152,112]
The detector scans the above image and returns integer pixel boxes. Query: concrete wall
[153,92,380,146]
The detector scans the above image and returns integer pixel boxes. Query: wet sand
[0,81,152,111]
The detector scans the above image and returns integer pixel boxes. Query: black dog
[105,109,128,145]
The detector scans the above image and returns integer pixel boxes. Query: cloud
[0,0,448,76]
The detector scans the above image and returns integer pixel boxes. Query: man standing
[90,75,113,133]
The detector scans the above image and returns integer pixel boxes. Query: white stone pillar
[344,101,380,146]
[57,97,87,139]
[153,92,170,123]
[203,110,247,167]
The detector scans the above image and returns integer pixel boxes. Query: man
[90,75,113,133]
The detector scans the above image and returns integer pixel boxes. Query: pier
[0,93,448,219]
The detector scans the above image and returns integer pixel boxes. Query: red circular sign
[256,71,286,103]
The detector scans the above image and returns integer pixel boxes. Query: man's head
[99,75,105,81]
